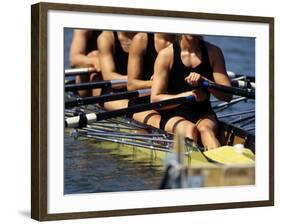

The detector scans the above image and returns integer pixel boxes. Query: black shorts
[159,101,217,130]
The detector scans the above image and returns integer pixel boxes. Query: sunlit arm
[207,45,232,102]
[127,33,152,91]
[69,30,96,68]
[97,32,127,89]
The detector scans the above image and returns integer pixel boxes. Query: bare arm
[97,31,127,82]
[69,30,97,69]
[127,33,152,91]
[151,46,196,109]
[208,45,232,102]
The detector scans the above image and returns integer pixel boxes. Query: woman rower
[151,34,232,150]
[127,33,174,127]
[69,29,102,97]
[97,31,136,110]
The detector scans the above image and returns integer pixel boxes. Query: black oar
[65,89,150,108]
[200,80,255,99]
[64,67,96,77]
[65,95,195,128]
[65,79,127,92]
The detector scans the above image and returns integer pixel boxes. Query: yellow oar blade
[203,146,255,165]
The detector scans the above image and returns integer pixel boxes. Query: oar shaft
[96,95,194,121]
[201,81,255,99]
[218,109,255,118]
[65,89,151,108]
[65,95,195,128]
[65,80,127,91]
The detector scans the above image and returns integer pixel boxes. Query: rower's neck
[180,35,201,53]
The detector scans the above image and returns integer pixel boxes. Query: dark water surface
[64,29,255,194]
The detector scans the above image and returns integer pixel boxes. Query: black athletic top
[102,32,128,95]
[85,30,101,54]
[159,39,216,129]
[168,39,214,93]
[113,32,129,76]
[142,33,157,80]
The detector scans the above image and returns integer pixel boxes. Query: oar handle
[200,80,255,99]
[65,113,97,128]
[65,67,96,76]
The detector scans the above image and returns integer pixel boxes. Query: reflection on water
[64,130,164,194]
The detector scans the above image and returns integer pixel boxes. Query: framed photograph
[31,2,274,221]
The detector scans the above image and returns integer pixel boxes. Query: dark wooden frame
[31,2,274,221]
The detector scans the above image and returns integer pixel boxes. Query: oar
[65,95,195,128]
[227,71,255,82]
[65,89,150,108]
[217,109,255,119]
[200,80,255,99]
[64,67,97,77]
[212,97,247,110]
[65,79,127,91]
[231,79,255,89]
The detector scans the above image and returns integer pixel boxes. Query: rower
[97,31,136,110]
[151,34,232,150]
[127,33,174,127]
[69,29,102,97]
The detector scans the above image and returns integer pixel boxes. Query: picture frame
[31,2,274,221]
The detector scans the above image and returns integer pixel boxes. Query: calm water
[64,29,255,194]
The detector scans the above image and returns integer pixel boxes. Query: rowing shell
[65,92,255,167]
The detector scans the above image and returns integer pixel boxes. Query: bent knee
[176,122,198,139]
[197,125,215,135]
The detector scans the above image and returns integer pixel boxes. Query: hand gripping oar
[65,95,195,128]
[65,88,151,108]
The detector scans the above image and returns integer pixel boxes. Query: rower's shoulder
[158,44,173,58]
[130,33,148,53]
[97,31,114,49]
[132,32,148,43]
[73,29,91,36]
[204,41,224,59]
[156,44,173,68]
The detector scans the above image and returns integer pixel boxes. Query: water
[64,29,255,194]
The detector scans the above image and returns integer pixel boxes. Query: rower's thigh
[104,99,128,111]
[164,116,196,134]
[133,110,161,128]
